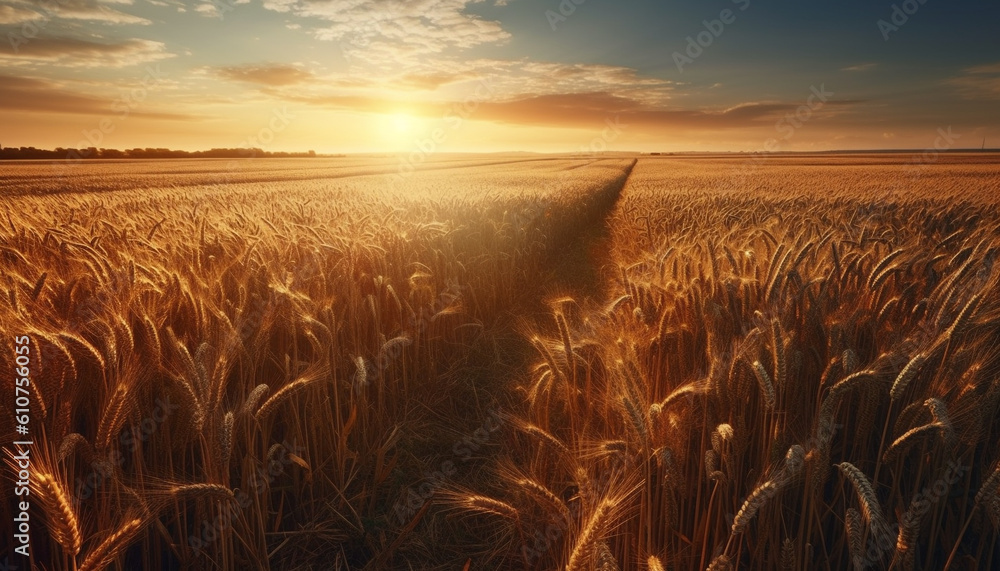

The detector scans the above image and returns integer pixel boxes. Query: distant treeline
[0,146,333,160]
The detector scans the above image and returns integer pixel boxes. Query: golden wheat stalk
[711,423,733,453]
[255,366,330,420]
[771,318,786,389]
[780,538,796,570]
[519,422,571,458]
[706,553,733,571]
[837,462,888,540]
[621,394,649,447]
[732,477,785,534]
[567,498,615,571]
[883,423,947,462]
[461,495,519,520]
[57,433,92,463]
[517,478,572,525]
[820,370,879,418]
[893,495,923,571]
[751,360,775,409]
[974,464,1000,507]
[96,382,134,449]
[78,517,144,571]
[220,411,234,468]
[784,444,806,479]
[595,541,620,571]
[169,483,235,501]
[845,507,865,571]
[34,472,82,556]
[241,383,270,417]
[890,352,928,400]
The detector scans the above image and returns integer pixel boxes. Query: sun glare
[377,111,423,149]
[392,113,413,133]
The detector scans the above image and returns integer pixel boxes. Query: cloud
[284,57,674,102]
[395,71,475,90]
[216,63,315,86]
[0,73,197,119]
[193,0,248,18]
[266,0,510,65]
[0,36,173,67]
[842,63,878,72]
[262,0,295,12]
[471,93,807,129]
[949,62,1000,99]
[277,86,864,132]
[965,62,1000,74]
[0,4,44,23]
[15,0,151,24]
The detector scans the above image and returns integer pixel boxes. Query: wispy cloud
[949,62,1000,99]
[0,73,196,118]
[0,36,173,67]
[0,4,44,23]
[12,0,151,24]
[842,63,878,72]
[268,0,510,65]
[193,0,248,18]
[216,63,315,86]
[274,85,863,132]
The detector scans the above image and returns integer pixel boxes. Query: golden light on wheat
[1,153,998,569]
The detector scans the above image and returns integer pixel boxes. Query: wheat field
[1,153,999,570]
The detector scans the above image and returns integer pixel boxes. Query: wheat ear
[890,353,928,400]
[78,517,144,571]
[732,478,785,534]
[35,472,82,556]
[845,507,865,571]
[751,360,775,410]
[567,498,615,571]
[255,366,330,420]
[837,462,888,540]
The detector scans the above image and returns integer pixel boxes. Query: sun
[391,112,413,133]
[377,111,424,149]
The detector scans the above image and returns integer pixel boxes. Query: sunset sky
[1,0,998,153]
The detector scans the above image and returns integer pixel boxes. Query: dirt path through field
[544,157,637,305]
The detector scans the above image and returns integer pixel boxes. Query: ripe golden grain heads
[255,366,331,421]
[837,462,888,540]
[34,472,82,556]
